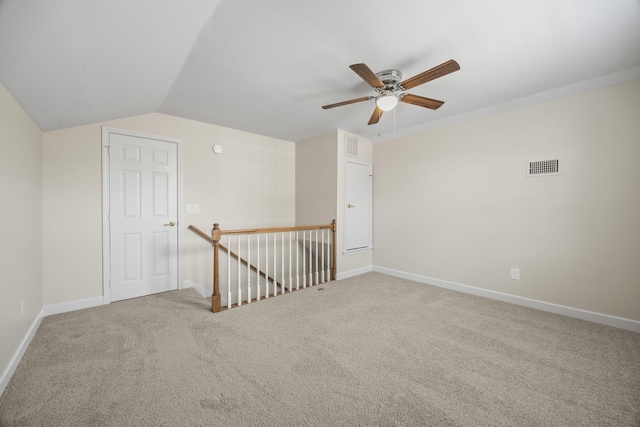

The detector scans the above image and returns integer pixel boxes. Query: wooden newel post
[211,223,222,313]
[331,219,337,281]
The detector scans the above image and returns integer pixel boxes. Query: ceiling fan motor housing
[375,69,403,91]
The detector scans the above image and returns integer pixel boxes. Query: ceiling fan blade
[350,63,385,89]
[322,96,373,109]
[400,59,460,90]
[368,106,383,125]
[400,94,445,110]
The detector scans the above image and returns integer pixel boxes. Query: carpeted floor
[1,272,639,426]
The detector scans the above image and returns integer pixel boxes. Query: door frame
[101,127,183,304]
[343,159,373,253]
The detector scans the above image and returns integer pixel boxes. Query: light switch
[186,204,200,214]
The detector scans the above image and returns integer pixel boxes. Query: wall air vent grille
[345,134,359,158]
[528,159,559,176]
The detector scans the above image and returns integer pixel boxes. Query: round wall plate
[212,144,222,154]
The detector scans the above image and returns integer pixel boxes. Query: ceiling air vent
[528,159,559,176]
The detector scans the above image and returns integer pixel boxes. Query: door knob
[347,204,355,208]
[163,221,176,227]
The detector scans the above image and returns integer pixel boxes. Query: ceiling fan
[322,59,460,125]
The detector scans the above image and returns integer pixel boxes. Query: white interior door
[106,131,179,302]
[344,161,372,251]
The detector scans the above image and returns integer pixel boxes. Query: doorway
[102,128,181,302]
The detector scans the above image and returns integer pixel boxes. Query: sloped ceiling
[1,0,639,142]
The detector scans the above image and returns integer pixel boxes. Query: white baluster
[308,230,313,286]
[321,228,325,283]
[281,232,285,292]
[237,235,242,306]
[256,234,261,301]
[227,235,231,309]
[315,230,319,285]
[265,234,269,298]
[288,232,292,292]
[326,229,331,281]
[247,235,251,304]
[302,231,306,288]
[273,232,277,296]
[295,231,299,290]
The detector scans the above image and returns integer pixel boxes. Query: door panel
[344,161,372,251]
[152,231,169,276]
[152,173,168,216]
[123,233,142,281]
[108,132,178,301]
[122,170,141,217]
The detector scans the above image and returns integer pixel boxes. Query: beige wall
[295,131,338,226]
[43,113,295,304]
[373,80,640,321]
[0,84,43,379]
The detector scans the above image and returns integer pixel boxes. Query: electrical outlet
[510,268,520,280]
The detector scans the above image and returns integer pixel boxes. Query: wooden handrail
[219,223,335,236]
[189,221,337,313]
[189,223,336,239]
[189,222,336,284]
[189,225,213,243]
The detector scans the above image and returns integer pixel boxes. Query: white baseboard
[337,265,373,281]
[0,308,44,397]
[182,280,228,306]
[3,296,105,395]
[43,296,104,316]
[373,266,640,333]
[182,280,210,298]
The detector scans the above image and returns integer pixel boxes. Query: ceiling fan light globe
[376,94,399,111]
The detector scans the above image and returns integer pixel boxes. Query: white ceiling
[1,0,639,142]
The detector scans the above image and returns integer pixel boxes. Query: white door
[106,131,179,302]
[344,161,372,251]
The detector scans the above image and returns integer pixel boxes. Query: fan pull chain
[393,107,397,142]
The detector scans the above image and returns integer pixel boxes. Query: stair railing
[189,220,336,312]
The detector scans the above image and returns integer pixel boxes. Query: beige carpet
[1,272,639,426]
